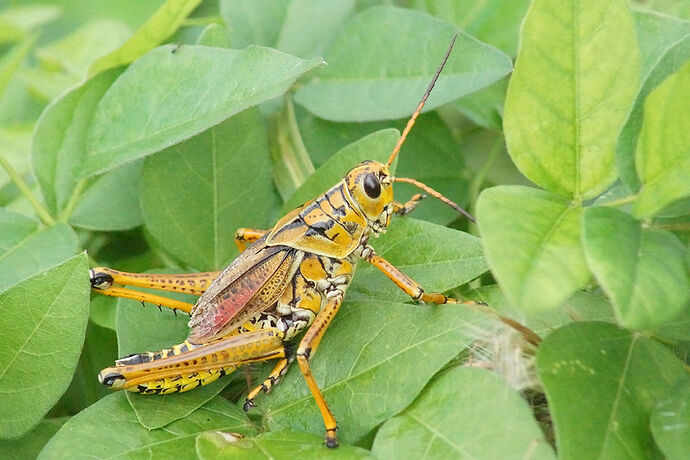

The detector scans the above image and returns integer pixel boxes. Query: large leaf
[0,218,78,293]
[31,68,122,216]
[294,6,512,122]
[140,108,276,270]
[476,186,589,313]
[79,45,322,178]
[38,394,257,459]
[651,380,690,460]
[196,431,374,459]
[372,367,555,459]
[115,282,232,430]
[281,128,399,213]
[634,60,690,218]
[617,12,690,191]
[503,0,639,199]
[260,301,494,444]
[538,321,688,460]
[583,206,690,329]
[88,0,202,76]
[0,254,89,439]
[350,218,487,302]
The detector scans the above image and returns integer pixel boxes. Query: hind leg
[90,268,221,313]
[99,328,287,394]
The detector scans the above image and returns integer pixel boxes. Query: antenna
[386,32,458,166]
[394,177,475,222]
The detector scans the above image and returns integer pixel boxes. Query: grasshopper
[89,34,508,448]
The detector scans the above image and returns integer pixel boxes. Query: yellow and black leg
[243,345,294,410]
[392,193,426,216]
[234,228,268,252]
[99,328,288,394]
[89,267,221,314]
[296,296,343,448]
[363,249,542,345]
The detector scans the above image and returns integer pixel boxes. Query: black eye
[363,173,381,198]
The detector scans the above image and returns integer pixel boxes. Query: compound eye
[363,173,381,198]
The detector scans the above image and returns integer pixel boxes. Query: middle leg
[361,247,541,345]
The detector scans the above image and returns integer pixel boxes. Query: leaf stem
[601,194,638,207]
[270,94,315,200]
[0,151,55,226]
[58,178,87,222]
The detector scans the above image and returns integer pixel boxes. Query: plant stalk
[0,152,55,226]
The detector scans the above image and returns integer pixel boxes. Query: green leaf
[634,60,690,218]
[260,301,494,444]
[372,367,555,459]
[350,218,487,302]
[0,220,78,293]
[38,394,257,459]
[411,0,530,56]
[0,417,68,460]
[88,0,203,76]
[80,45,322,178]
[651,380,690,460]
[32,68,122,216]
[583,206,690,329]
[476,186,589,313]
[294,6,512,122]
[196,431,375,459]
[538,321,688,460]
[69,160,143,231]
[115,282,231,430]
[196,23,230,48]
[140,108,276,270]
[617,12,690,191]
[0,253,89,439]
[281,128,398,213]
[503,0,639,199]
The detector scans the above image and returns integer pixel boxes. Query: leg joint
[296,347,312,360]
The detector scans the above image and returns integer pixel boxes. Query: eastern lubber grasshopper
[89,34,537,448]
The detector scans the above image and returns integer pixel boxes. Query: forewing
[188,240,298,342]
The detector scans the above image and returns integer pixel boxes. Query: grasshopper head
[344,160,394,231]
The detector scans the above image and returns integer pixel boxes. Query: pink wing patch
[188,246,294,342]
